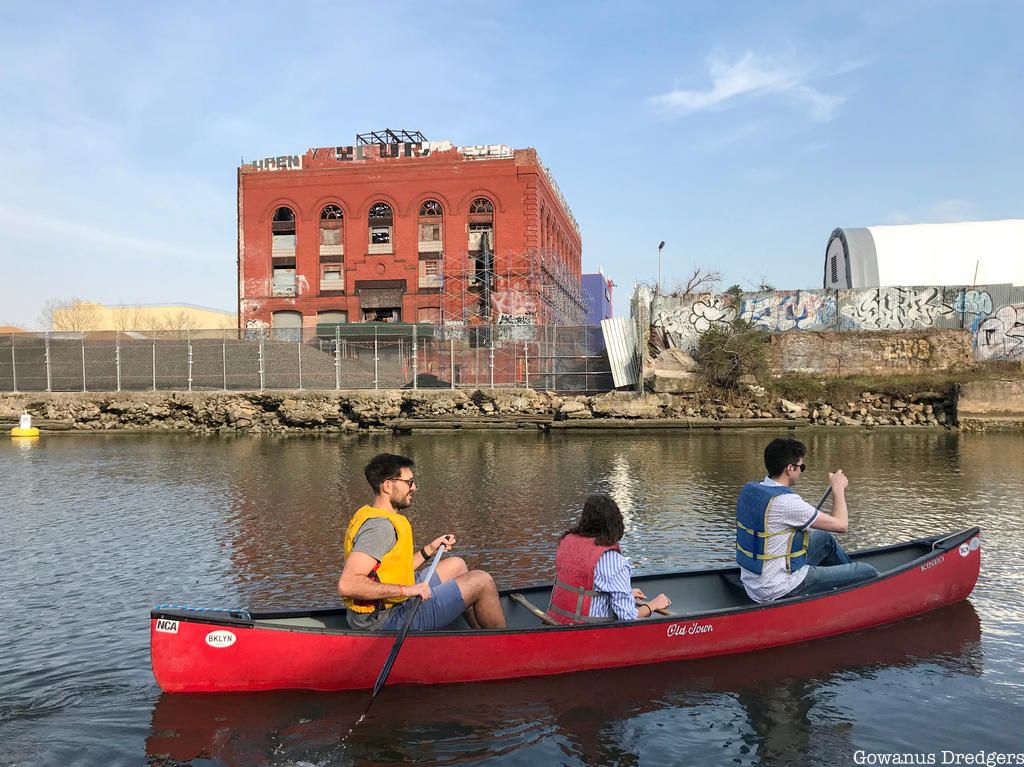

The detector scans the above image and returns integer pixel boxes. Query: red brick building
[237,131,585,335]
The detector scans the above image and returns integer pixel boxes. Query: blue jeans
[789,529,878,597]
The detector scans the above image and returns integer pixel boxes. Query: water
[1,429,1022,766]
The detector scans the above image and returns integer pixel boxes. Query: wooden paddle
[363,543,446,713]
[815,485,833,510]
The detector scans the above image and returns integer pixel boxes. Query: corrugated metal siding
[601,316,639,388]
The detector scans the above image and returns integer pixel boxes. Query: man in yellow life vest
[338,453,507,630]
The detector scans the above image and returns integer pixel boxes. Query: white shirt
[588,550,638,620]
[740,477,820,603]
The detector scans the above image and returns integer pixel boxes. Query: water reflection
[2,429,1020,764]
[146,601,981,766]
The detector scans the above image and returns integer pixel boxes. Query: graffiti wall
[650,284,1024,362]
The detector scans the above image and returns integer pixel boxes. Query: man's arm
[338,551,411,601]
[809,470,849,533]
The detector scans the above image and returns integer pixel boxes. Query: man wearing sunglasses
[338,452,506,630]
[736,437,878,603]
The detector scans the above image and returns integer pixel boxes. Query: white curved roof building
[824,219,1024,289]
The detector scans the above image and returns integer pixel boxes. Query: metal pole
[115,333,121,392]
[412,324,418,390]
[523,342,529,390]
[45,333,51,392]
[222,338,227,390]
[187,331,193,392]
[152,340,157,391]
[258,336,265,392]
[10,343,17,393]
[450,338,455,390]
[81,336,87,392]
[373,326,379,390]
[489,330,494,389]
[334,326,341,390]
[297,334,303,390]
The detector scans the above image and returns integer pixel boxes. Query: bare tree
[112,306,149,332]
[39,298,102,332]
[154,310,201,338]
[671,266,722,296]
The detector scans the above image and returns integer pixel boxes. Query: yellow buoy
[11,412,40,438]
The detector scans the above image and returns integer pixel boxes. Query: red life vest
[546,534,622,625]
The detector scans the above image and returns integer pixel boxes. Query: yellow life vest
[342,505,415,614]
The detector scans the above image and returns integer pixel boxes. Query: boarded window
[272,207,296,255]
[272,267,296,296]
[419,257,442,288]
[318,310,347,325]
[418,199,443,254]
[321,264,344,292]
[320,204,344,256]
[271,310,302,342]
[417,307,441,323]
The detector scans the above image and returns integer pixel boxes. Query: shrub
[694,319,769,389]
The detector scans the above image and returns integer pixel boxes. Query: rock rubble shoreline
[0,388,963,434]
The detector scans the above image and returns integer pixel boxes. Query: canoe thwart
[509,593,559,626]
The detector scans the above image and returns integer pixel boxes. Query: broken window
[469,197,494,215]
[320,264,344,293]
[419,256,442,289]
[368,202,393,254]
[362,307,401,323]
[468,198,495,288]
[418,199,443,253]
[272,206,296,254]
[320,204,344,258]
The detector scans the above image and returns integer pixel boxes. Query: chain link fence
[0,326,614,393]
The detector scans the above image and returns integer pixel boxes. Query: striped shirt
[739,476,820,603]
[588,549,638,620]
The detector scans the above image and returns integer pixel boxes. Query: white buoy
[11,412,40,438]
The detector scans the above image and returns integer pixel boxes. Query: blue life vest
[735,482,809,574]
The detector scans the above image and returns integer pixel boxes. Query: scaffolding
[438,248,587,328]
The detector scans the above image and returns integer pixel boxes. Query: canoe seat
[719,571,756,605]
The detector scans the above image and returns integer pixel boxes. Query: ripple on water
[1,430,1023,765]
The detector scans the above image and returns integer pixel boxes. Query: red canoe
[150,527,981,693]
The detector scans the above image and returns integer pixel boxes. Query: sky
[1,1,1022,328]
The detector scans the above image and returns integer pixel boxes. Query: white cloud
[650,52,856,122]
[883,199,980,225]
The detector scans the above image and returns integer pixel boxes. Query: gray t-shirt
[346,517,400,630]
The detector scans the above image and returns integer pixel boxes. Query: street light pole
[657,241,665,294]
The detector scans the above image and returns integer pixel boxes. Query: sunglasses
[791,463,807,472]
[388,476,417,487]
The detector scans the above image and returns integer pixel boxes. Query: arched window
[368,202,393,254]
[271,207,297,296]
[468,197,494,286]
[469,197,494,215]
[320,205,344,293]
[418,200,443,289]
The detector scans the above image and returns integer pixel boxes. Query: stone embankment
[0,387,973,434]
